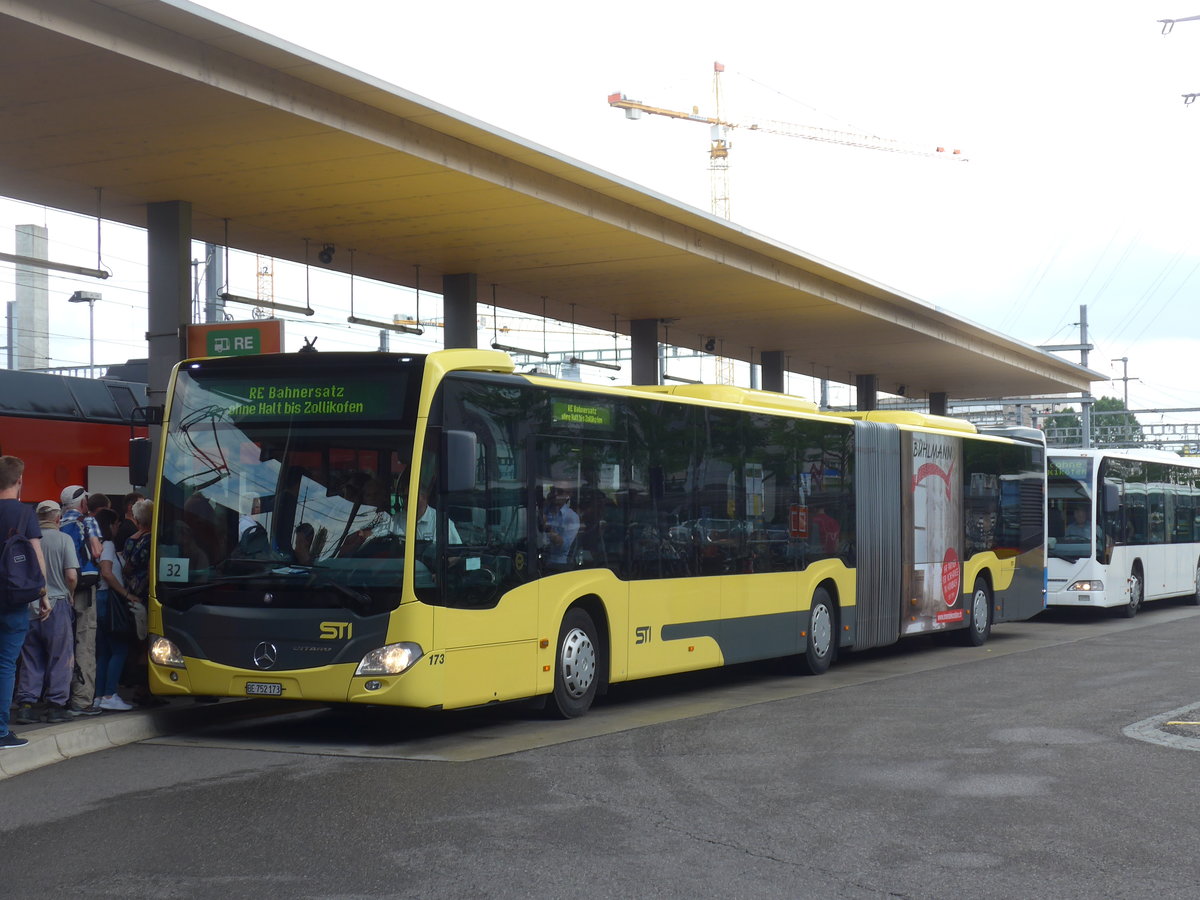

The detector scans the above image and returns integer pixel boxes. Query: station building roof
[0,0,1098,399]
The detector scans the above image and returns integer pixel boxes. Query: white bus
[1047,448,1200,616]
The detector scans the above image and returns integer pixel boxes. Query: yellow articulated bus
[147,349,1046,717]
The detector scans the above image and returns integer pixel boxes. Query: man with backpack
[13,500,78,724]
[59,484,103,717]
[0,456,49,750]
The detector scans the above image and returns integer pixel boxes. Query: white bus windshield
[1048,455,1095,560]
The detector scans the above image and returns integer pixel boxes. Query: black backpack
[1,507,46,610]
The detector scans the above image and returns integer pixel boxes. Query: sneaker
[0,731,29,750]
[45,705,71,724]
[66,703,104,717]
[13,703,39,725]
[99,695,134,711]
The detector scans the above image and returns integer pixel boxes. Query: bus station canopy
[0,0,1097,399]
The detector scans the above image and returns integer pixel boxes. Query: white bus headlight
[355,642,423,676]
[149,635,186,669]
[1067,580,1103,592]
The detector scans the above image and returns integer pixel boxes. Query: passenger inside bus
[293,522,314,564]
[540,484,580,570]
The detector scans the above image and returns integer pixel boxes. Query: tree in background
[1042,396,1142,447]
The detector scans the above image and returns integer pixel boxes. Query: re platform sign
[187,319,284,359]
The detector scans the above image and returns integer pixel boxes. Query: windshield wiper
[305,575,373,612]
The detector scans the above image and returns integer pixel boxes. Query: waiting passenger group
[1,454,153,751]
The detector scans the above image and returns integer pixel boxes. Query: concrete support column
[146,201,192,496]
[855,373,878,411]
[929,392,948,417]
[760,350,785,393]
[630,318,659,385]
[442,273,478,349]
[146,201,192,411]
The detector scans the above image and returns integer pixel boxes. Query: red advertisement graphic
[912,461,954,500]
[941,546,960,606]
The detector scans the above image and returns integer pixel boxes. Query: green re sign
[207,329,259,356]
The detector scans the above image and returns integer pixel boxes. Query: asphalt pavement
[0,696,296,780]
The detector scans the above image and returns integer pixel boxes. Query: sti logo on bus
[635,626,651,645]
[320,622,352,640]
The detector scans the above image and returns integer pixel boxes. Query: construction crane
[608,61,965,221]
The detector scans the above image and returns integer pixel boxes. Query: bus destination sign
[552,398,614,429]
[212,375,403,422]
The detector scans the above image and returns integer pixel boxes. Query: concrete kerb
[0,698,307,780]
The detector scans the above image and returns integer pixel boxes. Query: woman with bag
[122,500,160,707]
[94,508,134,711]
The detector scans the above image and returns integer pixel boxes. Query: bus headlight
[355,642,423,676]
[1067,580,1103,592]
[149,635,186,669]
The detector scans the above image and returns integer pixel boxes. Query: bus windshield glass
[154,361,422,610]
[1048,455,1094,560]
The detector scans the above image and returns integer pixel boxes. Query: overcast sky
[4,0,1199,416]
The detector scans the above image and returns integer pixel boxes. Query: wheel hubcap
[1129,574,1142,611]
[560,627,596,698]
[973,589,989,634]
[810,603,832,658]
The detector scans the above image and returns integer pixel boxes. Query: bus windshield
[154,361,422,611]
[1048,455,1094,560]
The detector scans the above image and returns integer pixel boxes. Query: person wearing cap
[12,500,78,725]
[0,456,49,751]
[59,484,104,717]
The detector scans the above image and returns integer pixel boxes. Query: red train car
[0,369,147,503]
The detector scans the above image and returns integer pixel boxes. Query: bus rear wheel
[1119,568,1143,618]
[800,588,835,675]
[962,578,992,646]
[548,607,599,718]
[1192,563,1200,606]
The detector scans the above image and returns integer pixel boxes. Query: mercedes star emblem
[252,641,278,670]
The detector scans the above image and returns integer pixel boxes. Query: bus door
[533,433,632,650]
[902,431,966,636]
[1144,471,1170,597]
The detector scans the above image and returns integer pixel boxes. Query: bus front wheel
[1119,568,1143,618]
[962,578,992,647]
[549,607,599,718]
[800,588,835,675]
[1192,563,1200,606]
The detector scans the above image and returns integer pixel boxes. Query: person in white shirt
[541,485,580,569]
[1064,506,1092,541]
[408,489,461,544]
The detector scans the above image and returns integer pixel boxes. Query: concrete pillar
[760,350,784,393]
[855,373,878,411]
[146,201,191,411]
[442,273,477,349]
[929,392,948,417]
[145,201,192,497]
[630,318,659,385]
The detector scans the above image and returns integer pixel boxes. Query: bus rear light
[149,635,185,669]
[355,642,423,676]
[1067,580,1103,592]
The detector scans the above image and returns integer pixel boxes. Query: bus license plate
[245,682,283,696]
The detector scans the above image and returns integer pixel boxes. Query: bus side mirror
[129,437,152,488]
[1104,483,1120,511]
[444,430,477,493]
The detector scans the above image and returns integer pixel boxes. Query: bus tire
[962,577,992,647]
[1192,563,1200,606]
[800,588,836,676]
[548,607,599,718]
[1119,567,1143,618]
